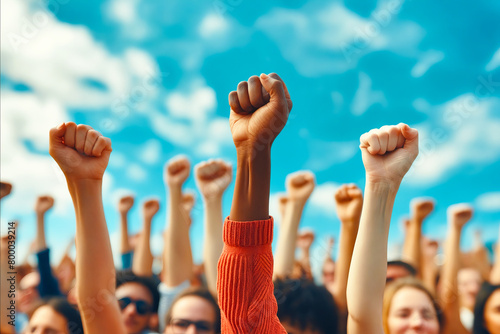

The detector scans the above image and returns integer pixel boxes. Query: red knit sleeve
[217,217,286,334]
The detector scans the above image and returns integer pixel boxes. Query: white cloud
[127,164,147,182]
[139,139,162,164]
[309,182,341,215]
[305,140,359,171]
[411,50,445,78]
[104,0,149,40]
[485,47,500,72]
[476,192,500,212]
[166,85,216,122]
[351,72,387,115]
[199,14,229,38]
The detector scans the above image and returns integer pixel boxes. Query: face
[322,261,335,285]
[484,289,500,334]
[165,296,216,334]
[457,268,482,310]
[116,282,154,334]
[387,287,440,334]
[24,305,68,334]
[386,265,412,284]
[281,321,321,334]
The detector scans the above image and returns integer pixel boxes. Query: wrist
[203,195,222,206]
[365,177,400,196]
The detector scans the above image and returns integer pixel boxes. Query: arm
[55,238,76,294]
[331,184,362,320]
[34,195,62,297]
[218,73,292,333]
[274,171,315,279]
[132,199,159,277]
[347,123,419,334]
[402,198,434,275]
[194,159,232,295]
[439,204,472,334]
[471,230,491,281]
[118,196,134,269]
[163,156,193,287]
[420,238,439,296]
[296,230,315,280]
[49,122,125,333]
[491,225,500,284]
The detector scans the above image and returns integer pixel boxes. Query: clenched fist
[118,196,135,214]
[35,196,54,215]
[49,122,112,181]
[164,155,190,188]
[448,204,473,229]
[286,171,315,204]
[334,184,363,224]
[360,123,418,184]
[296,229,315,250]
[229,73,292,151]
[1,182,12,199]
[143,199,160,221]
[195,159,232,199]
[411,198,435,222]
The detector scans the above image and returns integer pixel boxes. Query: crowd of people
[1,72,499,334]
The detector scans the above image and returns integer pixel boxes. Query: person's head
[25,297,83,334]
[322,259,335,286]
[383,278,443,334]
[18,271,41,314]
[164,287,221,334]
[458,267,482,311]
[116,270,160,334]
[386,261,417,284]
[274,278,339,334]
[473,282,500,334]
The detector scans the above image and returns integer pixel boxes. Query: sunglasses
[118,297,152,315]
[170,318,214,333]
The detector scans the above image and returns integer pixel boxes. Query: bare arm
[347,124,419,334]
[439,204,472,334]
[49,122,125,333]
[274,171,315,279]
[491,225,500,284]
[132,199,159,277]
[296,230,315,280]
[195,159,232,295]
[163,156,193,287]
[118,196,134,255]
[34,196,54,252]
[420,238,439,296]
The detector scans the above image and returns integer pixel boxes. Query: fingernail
[57,122,65,129]
[260,73,268,79]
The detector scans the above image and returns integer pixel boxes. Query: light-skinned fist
[164,155,190,188]
[296,229,315,250]
[49,122,112,181]
[229,73,292,151]
[181,192,196,214]
[35,196,55,215]
[334,184,363,224]
[118,196,135,214]
[195,159,232,199]
[359,123,418,185]
[1,182,12,199]
[411,198,435,222]
[278,194,289,219]
[143,199,160,221]
[448,203,473,229]
[286,171,315,204]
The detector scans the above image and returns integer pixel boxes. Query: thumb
[49,123,67,144]
[260,73,286,105]
[399,123,418,142]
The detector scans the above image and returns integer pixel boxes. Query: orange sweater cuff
[223,216,274,247]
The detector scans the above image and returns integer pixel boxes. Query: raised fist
[164,155,190,188]
[334,184,363,224]
[181,192,196,214]
[195,159,232,199]
[411,198,435,222]
[143,199,160,220]
[49,122,112,181]
[278,194,289,219]
[359,124,418,184]
[118,196,135,214]
[1,182,12,199]
[296,229,315,250]
[286,171,315,204]
[448,203,473,229]
[35,196,55,214]
[229,73,292,150]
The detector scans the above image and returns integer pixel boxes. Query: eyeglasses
[118,297,152,315]
[170,318,215,333]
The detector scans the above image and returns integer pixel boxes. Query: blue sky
[1,0,500,274]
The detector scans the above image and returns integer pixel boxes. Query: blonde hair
[382,277,444,334]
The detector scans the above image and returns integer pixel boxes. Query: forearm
[202,196,224,295]
[490,227,500,284]
[421,255,438,296]
[333,220,359,314]
[347,181,398,334]
[402,217,423,275]
[35,213,46,251]
[274,201,305,279]
[229,148,271,221]
[69,179,124,332]
[120,212,131,254]
[132,218,153,277]
[164,186,193,286]
[299,248,312,279]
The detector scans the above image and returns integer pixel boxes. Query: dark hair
[165,287,221,333]
[473,282,500,334]
[274,278,339,334]
[116,270,160,312]
[387,260,417,277]
[29,297,83,334]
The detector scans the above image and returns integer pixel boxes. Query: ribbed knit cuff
[223,216,274,247]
